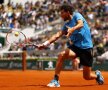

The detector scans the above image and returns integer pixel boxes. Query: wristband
[43,41,50,46]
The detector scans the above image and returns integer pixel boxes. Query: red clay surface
[0,70,107,90]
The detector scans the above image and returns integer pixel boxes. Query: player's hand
[66,26,74,38]
[37,44,47,50]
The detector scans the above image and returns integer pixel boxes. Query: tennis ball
[14,32,19,37]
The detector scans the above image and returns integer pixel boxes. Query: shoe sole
[47,84,60,87]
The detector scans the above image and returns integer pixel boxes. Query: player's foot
[95,70,104,85]
[47,79,60,87]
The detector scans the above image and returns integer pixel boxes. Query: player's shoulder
[73,12,82,16]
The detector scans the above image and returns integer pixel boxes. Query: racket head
[6,30,27,46]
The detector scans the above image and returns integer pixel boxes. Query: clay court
[0,70,107,90]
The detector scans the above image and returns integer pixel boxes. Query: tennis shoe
[95,70,104,85]
[47,79,60,87]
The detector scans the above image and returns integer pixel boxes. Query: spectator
[97,51,108,63]
[0,43,2,48]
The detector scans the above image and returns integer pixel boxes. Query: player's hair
[60,3,74,15]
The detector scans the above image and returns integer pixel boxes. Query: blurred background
[0,0,108,71]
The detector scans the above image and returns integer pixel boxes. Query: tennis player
[37,3,104,87]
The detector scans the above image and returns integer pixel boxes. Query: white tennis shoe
[95,70,104,85]
[47,79,60,87]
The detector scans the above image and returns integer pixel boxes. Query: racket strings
[6,30,26,46]
[6,30,38,49]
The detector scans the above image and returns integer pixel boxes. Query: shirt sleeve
[74,13,84,21]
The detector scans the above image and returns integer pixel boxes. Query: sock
[54,75,59,81]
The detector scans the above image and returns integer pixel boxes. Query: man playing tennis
[37,3,104,87]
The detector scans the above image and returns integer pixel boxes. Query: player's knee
[58,51,66,57]
[83,75,90,80]
[58,51,67,60]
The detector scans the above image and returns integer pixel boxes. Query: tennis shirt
[61,12,93,49]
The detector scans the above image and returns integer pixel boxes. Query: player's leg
[80,48,104,85]
[55,48,76,76]
[47,48,76,87]
[72,58,80,70]
[83,66,104,85]
[83,66,97,80]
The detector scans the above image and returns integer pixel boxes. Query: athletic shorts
[68,44,93,67]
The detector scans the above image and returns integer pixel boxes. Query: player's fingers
[66,33,71,38]
[36,44,43,50]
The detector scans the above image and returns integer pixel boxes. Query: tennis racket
[6,30,38,49]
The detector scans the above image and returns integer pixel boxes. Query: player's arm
[37,30,65,49]
[66,20,83,37]
[47,30,64,44]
